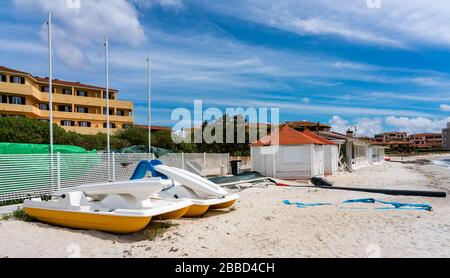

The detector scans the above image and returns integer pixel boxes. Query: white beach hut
[303,130,339,176]
[250,125,326,179]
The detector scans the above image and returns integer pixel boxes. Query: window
[103,108,113,115]
[116,110,125,116]
[0,94,7,104]
[62,88,72,95]
[123,124,132,129]
[10,76,25,84]
[103,123,116,128]
[103,92,114,99]
[40,86,55,93]
[77,90,87,97]
[39,119,49,123]
[60,120,74,127]
[10,96,25,105]
[0,74,6,82]
[79,121,91,127]
[39,103,49,110]
[76,106,88,113]
[58,105,72,112]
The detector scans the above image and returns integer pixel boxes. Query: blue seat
[148,160,168,180]
[130,160,150,180]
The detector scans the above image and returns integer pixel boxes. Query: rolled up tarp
[310,177,446,198]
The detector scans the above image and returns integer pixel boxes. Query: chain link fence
[0,152,230,204]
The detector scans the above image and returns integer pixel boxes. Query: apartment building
[443,122,450,151]
[409,133,443,149]
[0,66,133,135]
[374,132,408,143]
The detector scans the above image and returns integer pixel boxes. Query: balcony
[0,82,133,110]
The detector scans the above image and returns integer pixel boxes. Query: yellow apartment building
[0,66,134,135]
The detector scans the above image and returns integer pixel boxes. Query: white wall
[324,145,338,175]
[369,146,385,164]
[251,144,325,179]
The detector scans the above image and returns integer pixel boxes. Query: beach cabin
[318,130,371,171]
[303,130,339,175]
[250,125,325,179]
[368,145,386,164]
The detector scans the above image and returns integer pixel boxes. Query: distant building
[287,121,331,132]
[318,130,371,171]
[135,125,172,133]
[443,122,450,151]
[409,133,442,150]
[374,132,408,143]
[0,66,134,135]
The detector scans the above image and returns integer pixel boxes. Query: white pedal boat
[24,178,192,233]
[149,161,239,217]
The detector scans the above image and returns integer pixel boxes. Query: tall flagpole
[48,13,54,186]
[105,36,111,181]
[147,51,152,160]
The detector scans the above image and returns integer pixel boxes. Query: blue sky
[1,0,450,136]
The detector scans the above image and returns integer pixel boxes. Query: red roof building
[250,125,325,146]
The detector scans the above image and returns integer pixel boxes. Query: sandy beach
[1,155,449,258]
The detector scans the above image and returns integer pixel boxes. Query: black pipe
[309,177,446,198]
[314,185,447,198]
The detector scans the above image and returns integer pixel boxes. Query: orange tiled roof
[250,125,325,146]
[302,129,337,145]
[0,66,29,75]
[0,65,117,91]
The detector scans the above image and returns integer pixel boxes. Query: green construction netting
[120,145,172,158]
[0,143,100,196]
[0,142,96,154]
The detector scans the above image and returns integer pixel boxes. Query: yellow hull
[210,199,237,210]
[25,208,151,234]
[183,205,210,217]
[153,207,190,220]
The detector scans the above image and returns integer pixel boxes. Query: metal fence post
[56,152,61,191]
[112,152,116,182]
[181,152,185,170]
[203,152,207,178]
[227,153,230,175]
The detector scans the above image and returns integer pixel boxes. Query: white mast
[105,36,111,181]
[48,13,54,184]
[147,51,152,160]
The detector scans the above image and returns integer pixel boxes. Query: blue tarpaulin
[283,198,432,211]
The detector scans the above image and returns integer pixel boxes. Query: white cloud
[197,0,450,49]
[354,117,383,137]
[385,116,450,134]
[440,104,450,112]
[14,0,146,69]
[131,0,184,9]
[329,116,383,136]
[329,116,350,134]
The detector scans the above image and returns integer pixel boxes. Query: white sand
[1,157,449,258]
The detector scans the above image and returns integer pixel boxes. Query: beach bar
[250,125,326,179]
